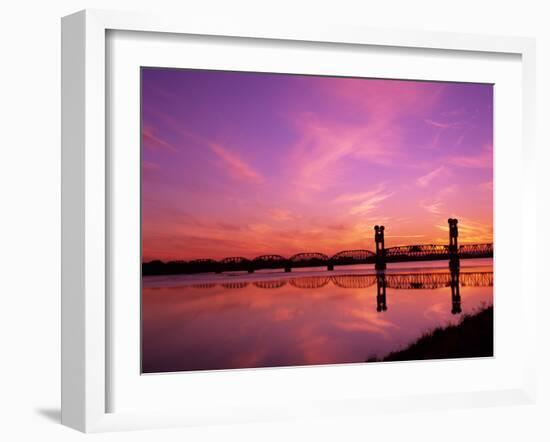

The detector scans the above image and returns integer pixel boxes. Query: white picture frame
[61,9,537,433]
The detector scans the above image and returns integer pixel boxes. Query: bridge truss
[142,243,493,275]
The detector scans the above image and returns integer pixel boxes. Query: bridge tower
[448,218,459,270]
[376,271,387,312]
[374,225,386,270]
[450,266,462,315]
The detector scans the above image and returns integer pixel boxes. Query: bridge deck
[143,243,493,276]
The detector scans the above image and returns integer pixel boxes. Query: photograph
[140,67,494,374]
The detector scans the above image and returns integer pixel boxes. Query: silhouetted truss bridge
[143,243,493,276]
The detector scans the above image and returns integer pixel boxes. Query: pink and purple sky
[141,68,493,262]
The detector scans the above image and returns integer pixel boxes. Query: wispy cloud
[424,117,472,150]
[349,197,392,215]
[421,201,444,215]
[441,107,468,117]
[314,77,443,119]
[209,143,264,184]
[288,117,400,191]
[333,188,389,204]
[435,216,492,243]
[268,208,299,222]
[142,125,177,152]
[449,143,493,169]
[285,79,444,192]
[416,166,447,187]
[424,119,462,129]
[337,187,394,216]
[143,110,264,184]
[418,184,462,216]
[450,153,492,168]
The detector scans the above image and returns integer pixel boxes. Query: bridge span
[142,219,492,276]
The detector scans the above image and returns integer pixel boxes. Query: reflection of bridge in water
[190,272,493,291]
[142,219,492,276]
[186,271,492,315]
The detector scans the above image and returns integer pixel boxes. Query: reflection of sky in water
[142,259,493,373]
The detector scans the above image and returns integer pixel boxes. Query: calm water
[142,258,493,373]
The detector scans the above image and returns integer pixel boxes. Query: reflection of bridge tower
[450,266,462,315]
[376,271,387,312]
[448,218,459,270]
[374,225,386,270]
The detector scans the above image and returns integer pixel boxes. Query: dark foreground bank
[370,305,493,362]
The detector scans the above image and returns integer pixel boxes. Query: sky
[141,68,493,262]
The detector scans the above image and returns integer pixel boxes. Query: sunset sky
[141,68,493,262]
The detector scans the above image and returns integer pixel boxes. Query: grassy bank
[371,305,493,363]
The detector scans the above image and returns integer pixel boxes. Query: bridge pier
[284,266,291,273]
[374,225,386,270]
[448,218,460,270]
[327,263,334,271]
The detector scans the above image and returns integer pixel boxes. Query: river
[142,258,493,373]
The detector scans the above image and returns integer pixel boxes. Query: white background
[0,0,548,441]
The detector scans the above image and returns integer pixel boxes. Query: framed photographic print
[140,67,494,374]
[61,9,537,432]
